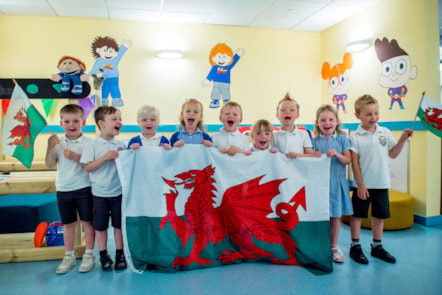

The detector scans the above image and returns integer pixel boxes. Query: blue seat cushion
[0,194,61,234]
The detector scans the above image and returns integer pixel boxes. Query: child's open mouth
[285,116,291,120]
[188,118,195,125]
[227,120,234,126]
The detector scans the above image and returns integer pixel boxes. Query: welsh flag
[116,145,332,273]
[2,83,47,168]
[416,96,442,138]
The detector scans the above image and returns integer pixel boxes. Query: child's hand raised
[173,140,185,148]
[326,149,338,158]
[129,143,140,150]
[202,140,213,147]
[219,147,228,154]
[104,150,119,160]
[269,148,279,154]
[313,151,322,158]
[162,143,172,150]
[400,129,413,142]
[227,146,242,156]
[286,152,299,159]
[47,134,60,148]
[63,149,81,163]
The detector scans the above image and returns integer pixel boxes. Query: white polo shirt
[140,133,163,147]
[272,127,312,153]
[80,136,126,197]
[349,124,397,189]
[212,128,250,152]
[55,135,92,192]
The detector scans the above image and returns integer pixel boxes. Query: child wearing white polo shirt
[272,93,315,158]
[80,106,127,271]
[349,94,412,264]
[212,101,251,155]
[45,104,95,274]
[128,105,171,150]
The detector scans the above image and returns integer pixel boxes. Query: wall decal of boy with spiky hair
[202,43,244,109]
[90,36,132,107]
[374,38,417,110]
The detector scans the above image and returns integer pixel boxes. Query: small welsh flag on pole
[2,81,47,168]
[413,93,442,138]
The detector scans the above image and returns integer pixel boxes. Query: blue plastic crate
[45,222,64,246]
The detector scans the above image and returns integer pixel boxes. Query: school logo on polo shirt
[379,135,387,146]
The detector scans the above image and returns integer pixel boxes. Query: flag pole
[410,91,425,131]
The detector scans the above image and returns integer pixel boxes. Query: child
[80,106,127,271]
[212,101,250,155]
[349,95,412,264]
[128,105,171,150]
[311,105,352,263]
[250,119,278,153]
[273,93,315,158]
[170,99,212,147]
[45,104,95,274]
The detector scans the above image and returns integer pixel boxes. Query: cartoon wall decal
[90,36,132,107]
[202,43,244,108]
[321,53,353,114]
[51,56,89,95]
[374,38,418,110]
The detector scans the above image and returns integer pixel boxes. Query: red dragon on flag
[423,106,442,131]
[7,107,32,150]
[159,165,306,268]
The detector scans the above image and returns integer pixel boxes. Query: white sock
[65,251,74,257]
[85,249,94,255]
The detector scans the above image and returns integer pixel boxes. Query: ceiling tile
[106,0,161,10]
[214,0,274,16]
[162,0,219,14]
[109,8,159,22]
[206,14,255,27]
[0,3,54,16]
[158,11,209,24]
[51,5,108,18]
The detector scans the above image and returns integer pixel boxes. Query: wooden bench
[0,160,54,172]
[0,171,85,263]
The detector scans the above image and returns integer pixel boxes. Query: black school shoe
[100,253,113,271]
[371,244,396,263]
[115,253,127,270]
[350,244,369,264]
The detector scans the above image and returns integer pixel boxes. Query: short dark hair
[60,104,84,119]
[94,106,119,126]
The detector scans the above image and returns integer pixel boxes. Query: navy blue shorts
[352,188,390,219]
[93,195,122,231]
[57,187,93,224]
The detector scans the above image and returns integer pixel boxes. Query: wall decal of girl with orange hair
[202,43,244,108]
[321,53,353,114]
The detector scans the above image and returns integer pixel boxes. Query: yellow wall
[0,0,440,217]
[321,0,441,217]
[0,15,321,126]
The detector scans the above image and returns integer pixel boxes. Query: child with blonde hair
[250,119,278,153]
[349,95,412,264]
[273,93,315,158]
[212,101,250,155]
[128,105,171,150]
[45,104,95,274]
[312,104,352,263]
[170,99,212,147]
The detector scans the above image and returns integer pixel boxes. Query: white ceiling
[0,0,381,32]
